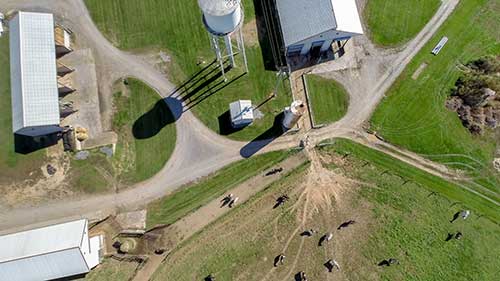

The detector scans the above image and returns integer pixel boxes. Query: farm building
[0,219,102,281]
[229,100,254,128]
[275,0,363,57]
[9,12,61,137]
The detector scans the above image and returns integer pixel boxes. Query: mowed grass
[151,139,499,280]
[0,35,46,185]
[84,258,138,281]
[364,0,440,46]
[305,75,349,125]
[112,79,176,184]
[146,150,292,228]
[84,0,291,141]
[371,0,500,194]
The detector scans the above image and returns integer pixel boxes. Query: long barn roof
[9,12,60,132]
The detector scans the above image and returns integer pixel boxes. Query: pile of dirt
[446,56,500,134]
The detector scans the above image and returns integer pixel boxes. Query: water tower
[198,0,248,79]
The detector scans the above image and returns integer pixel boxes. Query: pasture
[150,139,500,280]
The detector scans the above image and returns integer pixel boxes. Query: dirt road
[0,0,462,234]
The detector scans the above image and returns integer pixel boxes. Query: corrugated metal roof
[276,0,337,47]
[9,12,60,132]
[0,219,86,264]
[276,0,363,47]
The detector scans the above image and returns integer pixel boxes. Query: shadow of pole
[240,112,286,158]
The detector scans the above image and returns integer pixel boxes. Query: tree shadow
[252,0,286,70]
[132,99,177,139]
[14,132,60,154]
[240,112,285,158]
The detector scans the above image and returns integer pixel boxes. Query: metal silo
[198,0,248,78]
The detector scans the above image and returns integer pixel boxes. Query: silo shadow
[240,112,285,158]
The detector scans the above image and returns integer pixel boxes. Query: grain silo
[198,0,248,78]
[282,100,305,129]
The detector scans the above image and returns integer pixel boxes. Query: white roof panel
[230,100,253,122]
[10,12,60,132]
[330,0,363,34]
[0,219,86,263]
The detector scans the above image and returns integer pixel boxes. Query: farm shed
[0,219,102,281]
[230,100,254,128]
[9,12,61,137]
[275,0,363,56]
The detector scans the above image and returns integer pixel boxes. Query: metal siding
[276,0,337,46]
[0,249,89,281]
[9,14,24,132]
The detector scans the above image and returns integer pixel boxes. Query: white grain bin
[282,100,305,129]
[199,0,242,35]
[230,100,254,128]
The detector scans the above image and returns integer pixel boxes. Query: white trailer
[431,36,448,55]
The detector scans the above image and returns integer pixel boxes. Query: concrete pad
[59,48,103,138]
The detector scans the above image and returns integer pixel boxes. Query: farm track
[0,0,482,238]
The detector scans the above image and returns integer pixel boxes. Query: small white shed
[0,219,102,281]
[230,100,254,128]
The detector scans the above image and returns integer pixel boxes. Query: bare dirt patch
[411,62,427,80]
[1,146,73,207]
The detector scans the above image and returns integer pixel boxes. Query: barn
[9,12,61,137]
[0,219,102,281]
[275,0,363,57]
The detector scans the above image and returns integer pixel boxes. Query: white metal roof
[9,12,60,132]
[276,0,363,46]
[330,0,363,35]
[0,219,86,264]
[230,100,253,122]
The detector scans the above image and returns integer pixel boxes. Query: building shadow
[132,99,177,139]
[240,112,285,158]
[217,110,247,135]
[51,273,87,281]
[253,0,287,70]
[14,132,60,154]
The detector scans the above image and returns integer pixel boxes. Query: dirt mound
[298,149,357,214]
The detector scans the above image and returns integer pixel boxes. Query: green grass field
[147,150,292,228]
[112,78,177,184]
[305,75,349,125]
[0,33,46,185]
[84,0,292,141]
[371,0,500,195]
[151,139,499,280]
[364,0,440,47]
